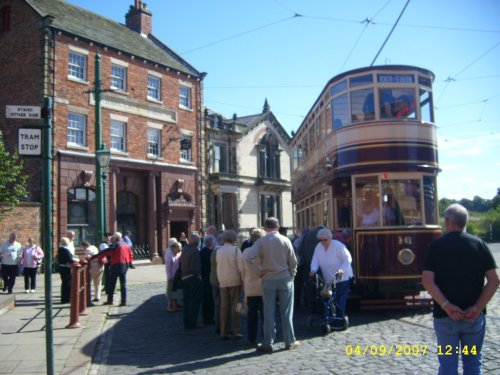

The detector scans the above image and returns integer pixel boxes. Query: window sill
[179,105,193,112]
[147,154,163,160]
[111,149,128,156]
[179,158,194,165]
[110,89,129,96]
[147,97,163,104]
[66,143,89,151]
[67,76,89,85]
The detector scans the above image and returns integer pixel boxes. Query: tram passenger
[383,194,404,226]
[360,192,380,227]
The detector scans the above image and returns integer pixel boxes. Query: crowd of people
[164,218,354,353]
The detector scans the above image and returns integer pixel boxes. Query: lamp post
[93,52,112,241]
[96,147,111,237]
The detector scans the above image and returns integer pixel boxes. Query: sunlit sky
[66,0,500,201]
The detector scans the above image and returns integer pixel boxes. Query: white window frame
[179,85,192,109]
[180,133,193,162]
[147,127,161,157]
[110,120,127,152]
[67,113,87,147]
[147,75,161,101]
[111,64,127,92]
[68,49,87,81]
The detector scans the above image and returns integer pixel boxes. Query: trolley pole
[42,96,55,375]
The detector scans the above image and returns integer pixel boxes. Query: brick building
[204,100,293,238]
[0,0,205,259]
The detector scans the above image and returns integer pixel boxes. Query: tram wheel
[321,324,331,335]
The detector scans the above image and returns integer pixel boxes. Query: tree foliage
[0,131,29,219]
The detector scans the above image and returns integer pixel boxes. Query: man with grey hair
[247,217,299,353]
[423,203,499,375]
[95,232,133,306]
[0,232,21,294]
[180,232,203,329]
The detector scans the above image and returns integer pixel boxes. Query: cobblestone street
[87,245,500,375]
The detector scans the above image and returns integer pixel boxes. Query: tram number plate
[398,236,413,245]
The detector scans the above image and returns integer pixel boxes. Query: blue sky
[66,0,500,201]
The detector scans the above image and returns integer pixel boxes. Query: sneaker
[256,343,273,354]
[119,302,127,306]
[285,340,301,350]
[31,290,36,293]
[103,301,113,305]
[25,290,30,293]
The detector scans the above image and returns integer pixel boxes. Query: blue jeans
[433,314,485,375]
[335,279,350,318]
[262,276,295,346]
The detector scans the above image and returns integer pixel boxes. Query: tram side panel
[353,228,442,296]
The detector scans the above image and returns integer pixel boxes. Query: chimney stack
[125,0,152,36]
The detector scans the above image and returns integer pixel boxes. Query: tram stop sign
[18,128,42,156]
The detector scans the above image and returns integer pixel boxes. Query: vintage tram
[290,65,441,306]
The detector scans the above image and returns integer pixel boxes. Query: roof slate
[25,0,201,77]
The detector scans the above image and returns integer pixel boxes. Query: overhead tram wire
[370,0,411,66]
[435,40,500,106]
[338,0,391,73]
[180,14,302,55]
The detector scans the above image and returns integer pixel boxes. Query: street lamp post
[93,53,112,240]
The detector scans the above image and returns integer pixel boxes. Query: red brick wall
[0,203,42,248]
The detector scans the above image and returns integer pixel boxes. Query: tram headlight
[397,248,415,266]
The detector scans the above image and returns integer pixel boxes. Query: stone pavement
[1,246,499,375]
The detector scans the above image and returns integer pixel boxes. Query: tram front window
[379,88,416,119]
[381,179,422,226]
[355,176,380,227]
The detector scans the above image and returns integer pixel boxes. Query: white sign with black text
[18,128,42,156]
[6,105,41,119]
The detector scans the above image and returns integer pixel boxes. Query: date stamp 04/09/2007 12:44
[345,344,478,357]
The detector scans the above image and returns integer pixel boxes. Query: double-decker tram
[290,65,441,307]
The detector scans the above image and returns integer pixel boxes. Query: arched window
[258,133,281,179]
[67,188,96,244]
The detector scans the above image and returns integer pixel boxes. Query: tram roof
[291,65,435,143]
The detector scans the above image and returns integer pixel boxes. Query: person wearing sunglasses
[309,228,353,320]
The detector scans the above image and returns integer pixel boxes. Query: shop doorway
[170,221,189,241]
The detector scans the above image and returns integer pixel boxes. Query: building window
[260,194,281,226]
[111,120,126,152]
[180,134,192,161]
[1,5,11,32]
[67,187,96,245]
[147,127,161,157]
[179,86,192,109]
[147,75,161,100]
[258,134,281,179]
[68,51,87,81]
[67,113,86,146]
[212,143,228,173]
[111,65,127,92]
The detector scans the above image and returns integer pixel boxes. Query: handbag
[236,297,248,316]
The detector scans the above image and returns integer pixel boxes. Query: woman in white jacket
[216,230,243,340]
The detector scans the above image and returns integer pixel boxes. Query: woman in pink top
[164,239,182,312]
[21,238,44,293]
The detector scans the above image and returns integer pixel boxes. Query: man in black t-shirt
[422,204,499,375]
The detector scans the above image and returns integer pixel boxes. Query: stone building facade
[204,100,293,237]
[0,0,205,258]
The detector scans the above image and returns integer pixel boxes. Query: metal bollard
[66,263,82,328]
